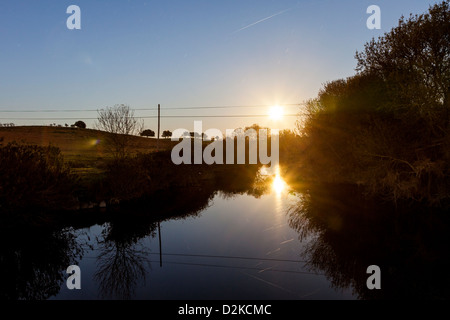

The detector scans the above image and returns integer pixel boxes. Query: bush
[103,157,151,201]
[0,141,79,212]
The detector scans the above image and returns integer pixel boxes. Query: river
[1,167,448,300]
[51,169,354,300]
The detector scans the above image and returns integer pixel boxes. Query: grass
[0,126,176,176]
[0,125,267,209]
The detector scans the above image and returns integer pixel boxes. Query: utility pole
[157,104,160,151]
[157,103,162,267]
[158,221,162,267]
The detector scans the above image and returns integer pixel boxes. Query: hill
[0,126,175,175]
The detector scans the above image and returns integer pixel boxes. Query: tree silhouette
[162,130,172,139]
[140,129,155,138]
[96,104,144,160]
[73,121,86,129]
[355,0,450,129]
[299,1,450,205]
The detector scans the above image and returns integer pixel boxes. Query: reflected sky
[52,168,356,300]
[4,164,448,300]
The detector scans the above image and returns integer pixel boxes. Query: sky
[0,0,441,133]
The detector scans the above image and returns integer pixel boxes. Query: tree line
[297,0,450,206]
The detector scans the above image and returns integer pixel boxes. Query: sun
[269,105,283,120]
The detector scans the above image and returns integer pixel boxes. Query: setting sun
[269,105,284,120]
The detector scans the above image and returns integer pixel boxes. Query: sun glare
[272,175,286,195]
[272,166,287,195]
[269,105,283,120]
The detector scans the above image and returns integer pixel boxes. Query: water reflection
[94,222,152,300]
[0,226,84,300]
[1,164,289,300]
[288,183,450,299]
[5,164,448,299]
[272,166,287,195]
[88,168,270,299]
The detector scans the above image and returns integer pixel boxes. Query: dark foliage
[287,182,450,299]
[299,1,450,206]
[0,141,78,212]
[162,130,172,138]
[140,129,155,138]
[73,121,86,129]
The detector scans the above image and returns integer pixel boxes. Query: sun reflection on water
[272,166,287,196]
[272,174,286,195]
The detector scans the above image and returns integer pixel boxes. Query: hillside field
[0,126,176,176]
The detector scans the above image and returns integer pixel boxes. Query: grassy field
[0,126,175,176]
[0,125,268,211]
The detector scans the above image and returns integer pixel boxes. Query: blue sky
[0,0,441,132]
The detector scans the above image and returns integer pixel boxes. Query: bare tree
[96,104,143,160]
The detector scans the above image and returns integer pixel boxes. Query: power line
[0,114,305,121]
[84,251,322,276]
[0,103,305,113]
[148,252,308,264]
[144,251,321,276]
[148,260,324,276]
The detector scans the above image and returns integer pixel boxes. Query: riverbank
[0,129,266,226]
[1,126,273,215]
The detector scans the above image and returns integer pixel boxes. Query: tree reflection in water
[287,183,450,299]
[92,166,267,300]
[94,220,155,300]
[0,226,84,300]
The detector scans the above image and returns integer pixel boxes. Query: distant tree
[74,121,86,129]
[162,130,172,139]
[140,129,155,138]
[65,123,69,127]
[242,123,271,140]
[189,132,202,139]
[96,104,144,160]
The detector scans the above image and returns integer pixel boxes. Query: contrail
[233,8,292,34]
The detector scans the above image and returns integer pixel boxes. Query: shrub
[0,142,78,212]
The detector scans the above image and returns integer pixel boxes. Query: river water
[52,170,355,300]
[2,167,448,300]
